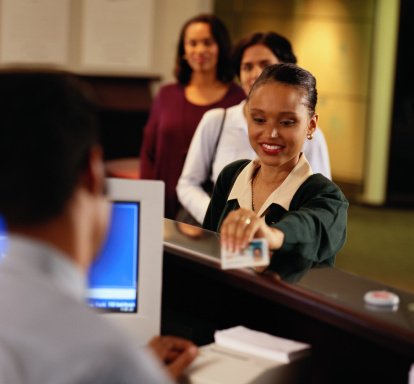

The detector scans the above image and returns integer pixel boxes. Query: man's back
[0,235,170,384]
[0,71,196,383]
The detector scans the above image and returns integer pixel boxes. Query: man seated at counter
[0,70,197,383]
[203,63,348,278]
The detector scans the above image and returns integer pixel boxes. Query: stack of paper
[214,326,311,363]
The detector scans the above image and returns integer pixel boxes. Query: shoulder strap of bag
[207,108,227,180]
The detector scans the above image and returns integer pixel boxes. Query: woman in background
[203,63,348,278]
[177,32,331,224]
[140,14,245,219]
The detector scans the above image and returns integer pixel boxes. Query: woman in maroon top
[140,14,245,219]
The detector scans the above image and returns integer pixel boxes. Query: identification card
[221,238,269,270]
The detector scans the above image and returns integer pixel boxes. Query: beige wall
[0,0,213,88]
[216,0,398,191]
[0,0,398,197]
[151,0,213,92]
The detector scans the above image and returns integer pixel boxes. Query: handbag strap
[207,108,227,181]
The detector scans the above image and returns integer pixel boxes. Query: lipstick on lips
[194,54,208,65]
[260,142,284,155]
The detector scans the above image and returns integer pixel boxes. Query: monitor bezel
[100,178,164,346]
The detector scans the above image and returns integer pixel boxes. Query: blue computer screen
[0,215,6,263]
[87,202,140,313]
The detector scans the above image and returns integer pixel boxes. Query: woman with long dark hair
[140,14,244,219]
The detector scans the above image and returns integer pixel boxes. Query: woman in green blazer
[203,63,348,277]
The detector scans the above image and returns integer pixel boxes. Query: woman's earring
[307,132,314,140]
[271,128,278,138]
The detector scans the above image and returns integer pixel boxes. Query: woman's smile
[247,81,315,170]
[260,142,284,155]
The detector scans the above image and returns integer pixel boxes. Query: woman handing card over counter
[203,63,348,278]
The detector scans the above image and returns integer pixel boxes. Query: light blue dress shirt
[0,235,172,384]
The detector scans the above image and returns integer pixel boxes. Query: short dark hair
[232,32,297,77]
[248,63,318,116]
[0,70,100,226]
[174,14,234,85]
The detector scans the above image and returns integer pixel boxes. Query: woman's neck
[185,72,228,106]
[189,70,221,88]
[259,156,300,187]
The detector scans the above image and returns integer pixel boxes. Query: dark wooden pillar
[387,0,414,205]
[78,75,160,160]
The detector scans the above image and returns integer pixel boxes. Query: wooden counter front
[162,219,414,384]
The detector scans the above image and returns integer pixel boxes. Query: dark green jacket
[203,160,349,279]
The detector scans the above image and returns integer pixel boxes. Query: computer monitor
[87,178,164,345]
[0,215,6,263]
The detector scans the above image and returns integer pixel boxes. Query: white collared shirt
[227,154,313,216]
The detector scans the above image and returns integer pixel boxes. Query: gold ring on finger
[245,217,251,225]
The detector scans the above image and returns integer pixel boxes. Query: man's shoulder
[0,269,164,383]
[0,255,123,343]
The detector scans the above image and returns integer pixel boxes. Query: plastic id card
[221,238,269,270]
